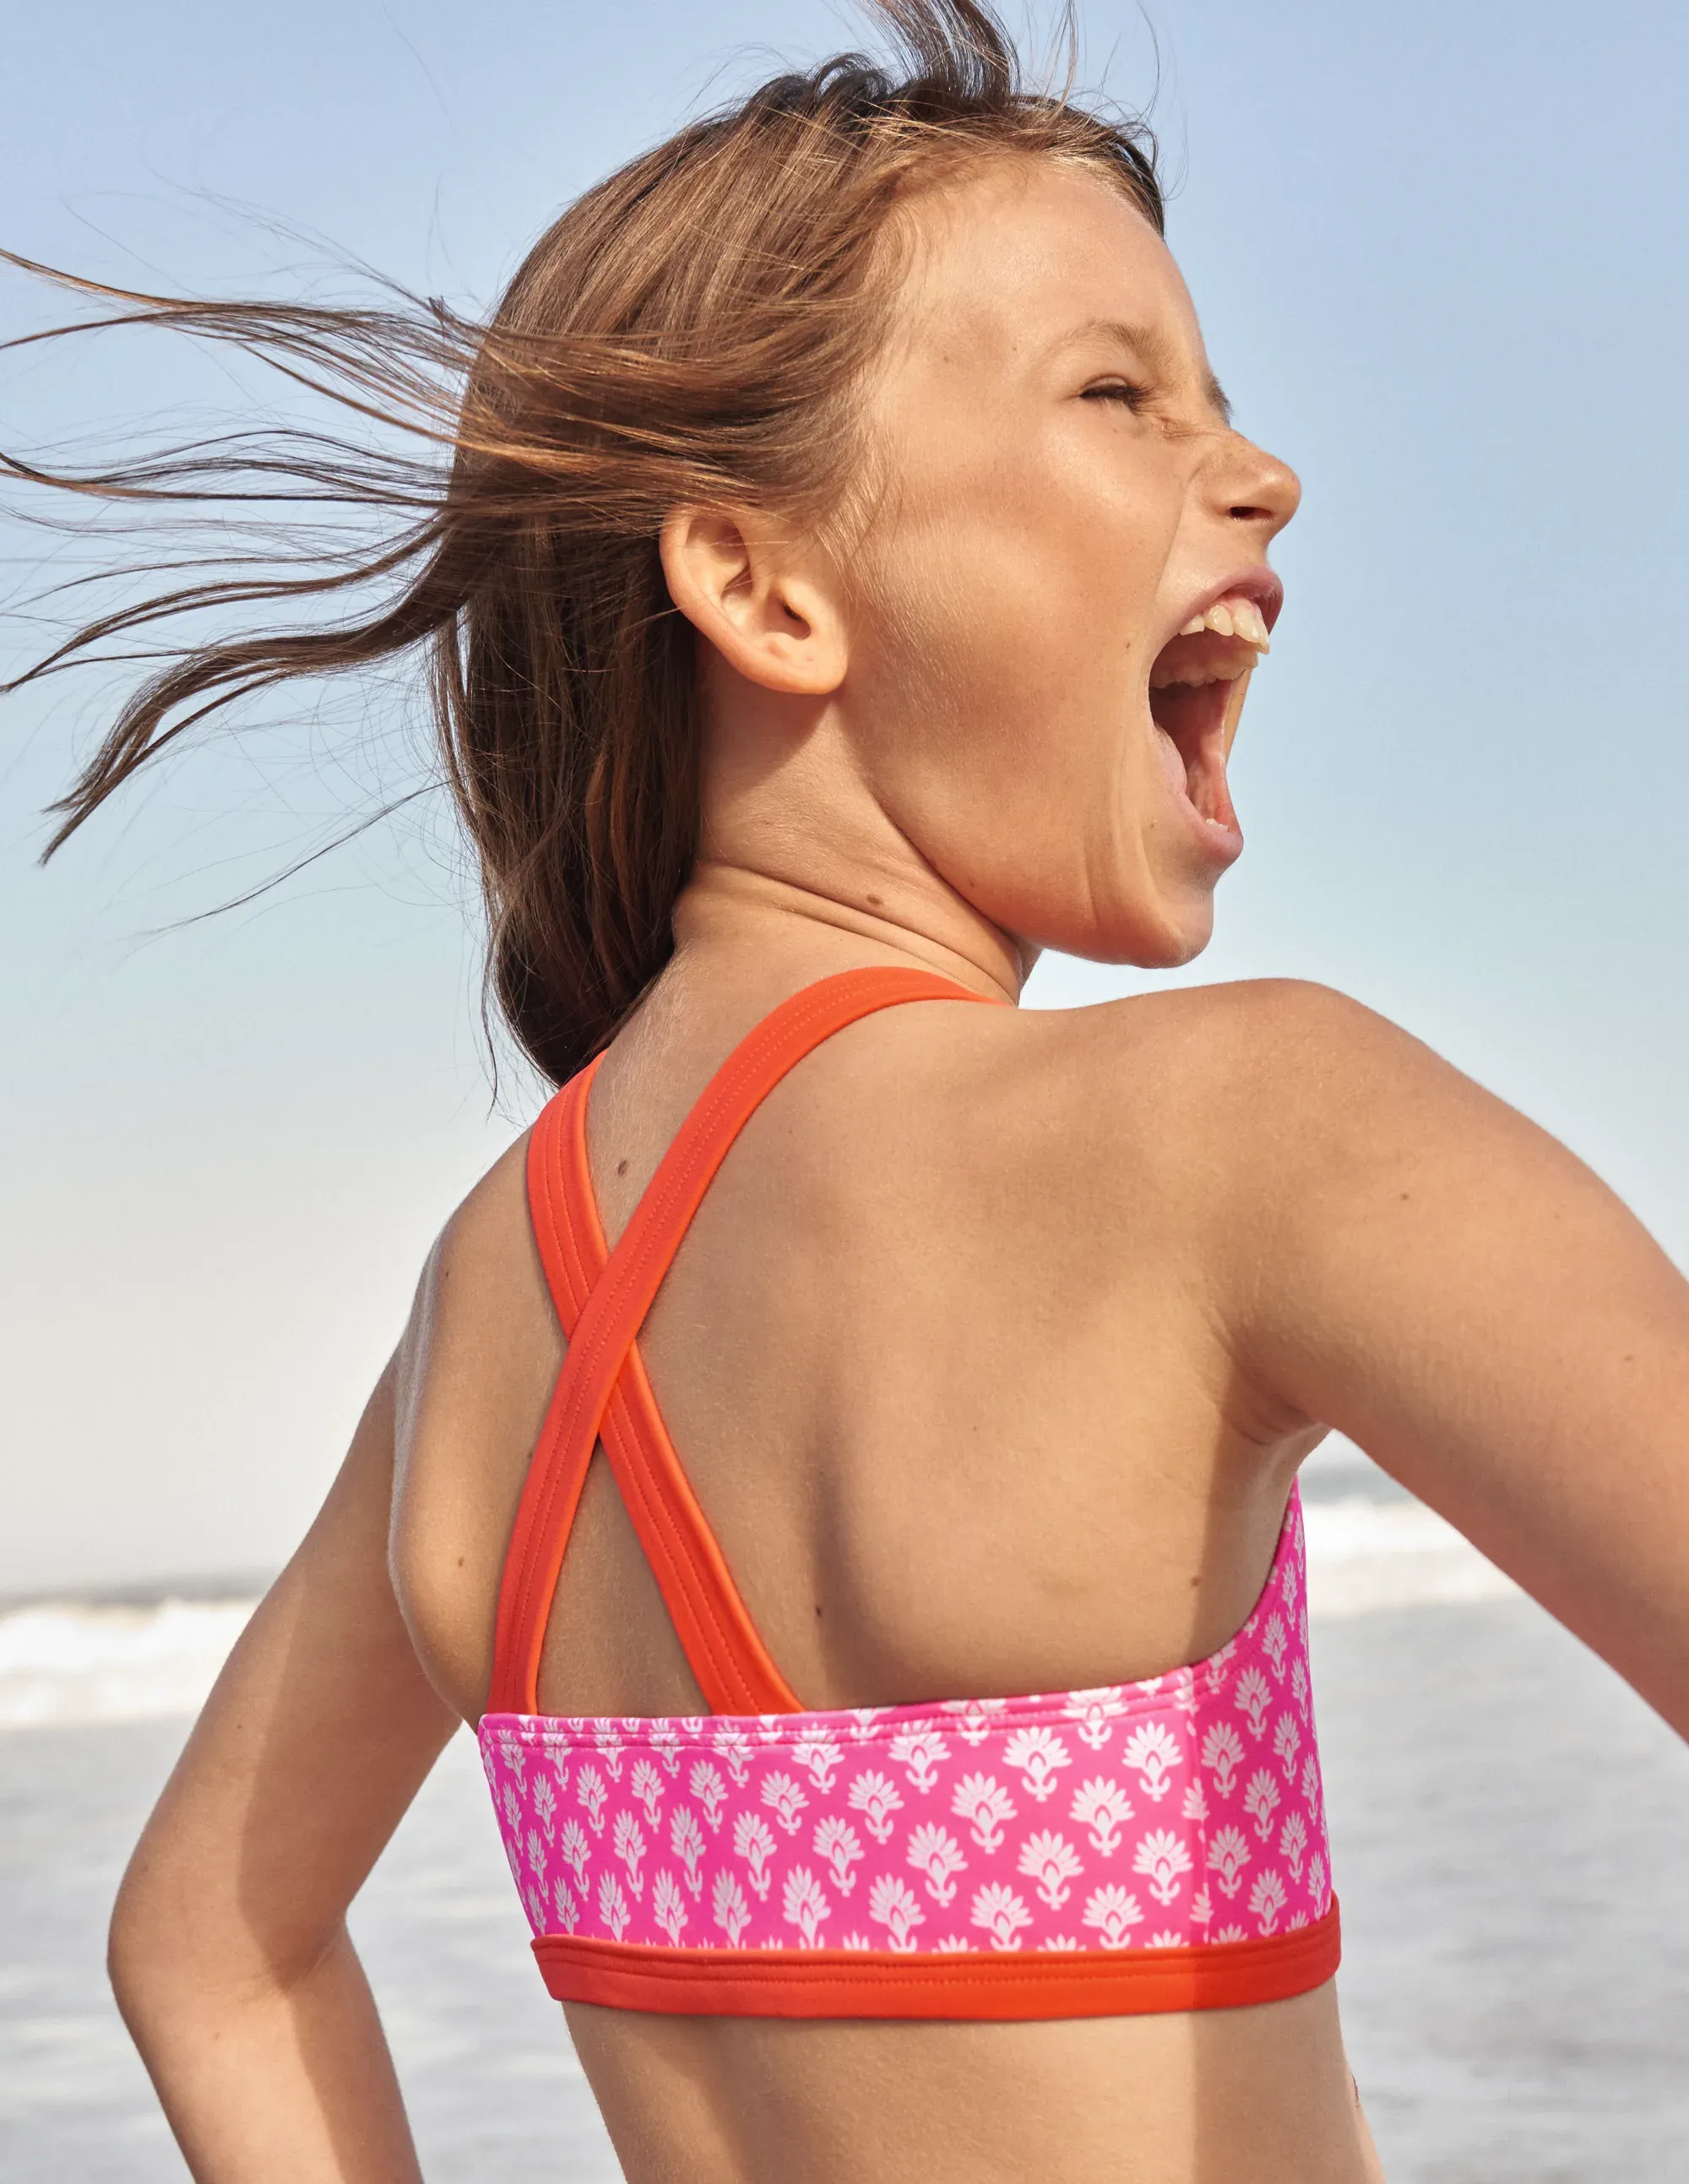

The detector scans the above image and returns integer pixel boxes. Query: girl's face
[842,158,1301,969]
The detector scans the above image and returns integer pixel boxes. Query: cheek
[839,457,1212,959]
[847,462,1162,837]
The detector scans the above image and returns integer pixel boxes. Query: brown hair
[3,1,1160,1084]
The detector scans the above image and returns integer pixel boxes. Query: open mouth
[1147,595,1270,834]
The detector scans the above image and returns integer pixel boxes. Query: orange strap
[489,968,997,1717]
[533,1901,1342,2020]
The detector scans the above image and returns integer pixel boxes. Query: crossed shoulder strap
[487,966,1000,1718]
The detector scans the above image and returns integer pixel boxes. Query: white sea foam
[0,1600,255,1730]
[1302,1497,1518,1618]
[0,1495,1517,1729]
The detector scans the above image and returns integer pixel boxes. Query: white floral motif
[1235,1667,1273,1740]
[594,1725,625,1781]
[1081,1883,1144,1947]
[781,1866,831,1946]
[500,1784,521,1839]
[649,1721,682,1776]
[1248,1869,1288,1935]
[1201,1722,1246,1798]
[1063,1690,1125,1752]
[1207,1824,1252,1900]
[1132,1828,1193,1906]
[653,1868,688,1943]
[761,1772,809,1834]
[531,1773,557,1844]
[733,1812,778,1899]
[1290,1659,1310,1718]
[793,1730,844,1795]
[525,1828,546,1879]
[1069,1776,1132,1855]
[612,1810,647,1898]
[1261,1614,1290,1681]
[942,1697,1007,1746]
[971,1882,1034,1951]
[848,1770,904,1844]
[1017,1829,1083,1910]
[935,1935,975,1953]
[1002,1725,1072,1803]
[1181,1780,1209,1824]
[908,1823,968,1906]
[889,1728,948,1794]
[671,1806,706,1898]
[1243,1768,1282,1843]
[575,1763,608,1835]
[560,1817,591,1893]
[712,1725,752,1785]
[597,1870,631,1942]
[630,1758,665,1830]
[1279,1812,1308,1882]
[712,1868,751,1945]
[813,1815,865,1895]
[552,1877,580,1934]
[688,1761,728,1831]
[1308,1850,1328,1910]
[1301,1753,1322,1808]
[1189,1884,1214,1928]
[1121,1722,1181,1802]
[868,1873,926,1951]
[1273,1714,1302,1782]
[952,1772,1017,1853]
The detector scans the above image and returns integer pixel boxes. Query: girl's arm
[108,1360,458,2184]
[1234,984,1689,1739]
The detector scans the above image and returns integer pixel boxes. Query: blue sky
[3,0,1686,1593]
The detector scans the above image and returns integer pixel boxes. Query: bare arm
[1236,984,1689,1737]
[109,1361,459,2183]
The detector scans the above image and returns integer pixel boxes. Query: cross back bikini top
[479,967,1339,2020]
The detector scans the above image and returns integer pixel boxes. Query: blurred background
[2,4,1686,2179]
[5,0,1687,1599]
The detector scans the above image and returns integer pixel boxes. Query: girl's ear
[660,506,847,696]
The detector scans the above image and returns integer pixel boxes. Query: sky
[3,0,1686,1596]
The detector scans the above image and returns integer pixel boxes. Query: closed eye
[1081,378,1151,412]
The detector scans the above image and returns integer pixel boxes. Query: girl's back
[395,954,1382,2181]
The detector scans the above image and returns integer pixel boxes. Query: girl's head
[17,0,1297,1082]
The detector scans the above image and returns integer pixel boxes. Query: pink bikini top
[479,968,1339,2020]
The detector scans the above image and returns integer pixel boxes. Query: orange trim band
[533,1902,1340,2021]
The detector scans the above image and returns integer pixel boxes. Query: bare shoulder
[1012,975,1545,1198]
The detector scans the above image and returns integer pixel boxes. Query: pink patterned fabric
[479,1486,1332,1960]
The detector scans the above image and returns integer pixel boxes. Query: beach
[3,1456,1686,2180]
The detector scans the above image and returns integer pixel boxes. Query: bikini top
[478,967,1339,2021]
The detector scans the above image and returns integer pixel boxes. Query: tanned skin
[109,163,1689,2183]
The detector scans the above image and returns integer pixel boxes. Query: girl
[14,5,1686,2178]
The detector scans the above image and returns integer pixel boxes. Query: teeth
[1176,596,1271,649]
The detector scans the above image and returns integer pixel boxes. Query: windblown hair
[3,1,1160,1083]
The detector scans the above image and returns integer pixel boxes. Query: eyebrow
[1052,317,1234,426]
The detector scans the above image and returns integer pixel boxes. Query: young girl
[17,4,1686,2178]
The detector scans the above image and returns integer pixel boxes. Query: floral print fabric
[480,1488,1331,1959]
